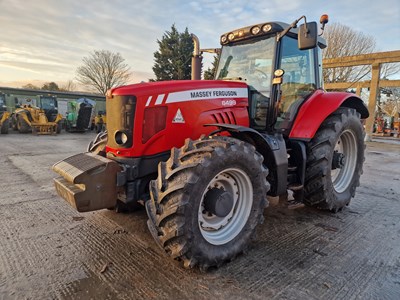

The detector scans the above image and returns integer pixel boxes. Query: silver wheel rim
[331,129,358,193]
[198,168,253,245]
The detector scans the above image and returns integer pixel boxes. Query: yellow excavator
[13,95,63,134]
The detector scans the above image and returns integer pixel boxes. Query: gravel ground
[0,131,399,300]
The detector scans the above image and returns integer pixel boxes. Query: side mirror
[298,22,318,50]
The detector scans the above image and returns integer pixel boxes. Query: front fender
[289,90,369,140]
[206,124,288,196]
[54,113,63,123]
[0,111,10,123]
[15,110,32,126]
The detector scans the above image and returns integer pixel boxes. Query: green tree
[41,82,59,91]
[203,55,218,80]
[153,25,193,81]
[76,50,131,95]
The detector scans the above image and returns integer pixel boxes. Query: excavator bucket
[52,152,121,212]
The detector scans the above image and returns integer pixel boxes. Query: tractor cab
[39,95,59,122]
[215,20,326,134]
[0,93,6,112]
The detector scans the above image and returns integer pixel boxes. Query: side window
[275,36,317,130]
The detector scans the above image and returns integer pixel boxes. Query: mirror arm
[277,15,307,42]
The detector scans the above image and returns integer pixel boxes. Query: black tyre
[12,116,18,131]
[17,116,30,133]
[304,107,365,211]
[1,119,9,134]
[56,122,62,134]
[96,121,104,133]
[87,131,107,156]
[146,136,269,270]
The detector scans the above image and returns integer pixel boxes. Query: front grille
[106,95,136,149]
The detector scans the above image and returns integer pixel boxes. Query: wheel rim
[331,129,358,193]
[198,168,253,245]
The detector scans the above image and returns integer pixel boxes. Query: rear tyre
[147,136,269,270]
[303,108,365,211]
[17,116,30,133]
[1,119,9,134]
[56,122,62,134]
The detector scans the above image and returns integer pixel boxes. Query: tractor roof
[220,21,327,49]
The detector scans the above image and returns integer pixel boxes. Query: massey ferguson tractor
[53,15,369,270]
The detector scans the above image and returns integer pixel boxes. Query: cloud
[0,0,399,86]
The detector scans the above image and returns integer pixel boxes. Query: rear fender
[207,124,288,196]
[289,90,369,140]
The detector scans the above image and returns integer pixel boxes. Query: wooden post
[356,83,362,96]
[365,63,381,141]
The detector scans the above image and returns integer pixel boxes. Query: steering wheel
[254,68,268,79]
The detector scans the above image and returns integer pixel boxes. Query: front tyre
[17,116,30,133]
[304,107,365,211]
[1,119,9,134]
[147,136,269,270]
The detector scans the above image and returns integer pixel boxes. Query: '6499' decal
[222,100,237,106]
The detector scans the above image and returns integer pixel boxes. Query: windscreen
[215,37,275,93]
[40,97,57,110]
[216,36,276,129]
[0,94,5,112]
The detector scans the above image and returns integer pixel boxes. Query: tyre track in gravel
[1,133,400,300]
[0,148,226,300]
[212,142,400,300]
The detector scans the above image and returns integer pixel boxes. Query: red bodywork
[106,81,367,158]
[289,89,368,140]
[106,80,250,157]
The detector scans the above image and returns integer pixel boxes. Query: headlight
[251,26,260,35]
[262,24,272,33]
[115,131,128,145]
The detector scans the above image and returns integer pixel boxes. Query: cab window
[275,36,317,131]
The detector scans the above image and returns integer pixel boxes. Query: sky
[0,0,399,90]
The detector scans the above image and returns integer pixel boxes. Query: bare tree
[380,88,400,119]
[22,83,39,90]
[76,50,131,95]
[323,23,400,84]
[380,63,400,80]
[323,23,376,83]
[60,80,76,92]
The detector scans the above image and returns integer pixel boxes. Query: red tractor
[53,15,369,270]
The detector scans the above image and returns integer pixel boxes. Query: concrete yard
[0,131,399,299]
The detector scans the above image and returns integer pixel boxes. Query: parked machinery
[0,93,10,134]
[13,95,62,134]
[53,15,370,270]
[65,98,95,132]
[93,111,106,133]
